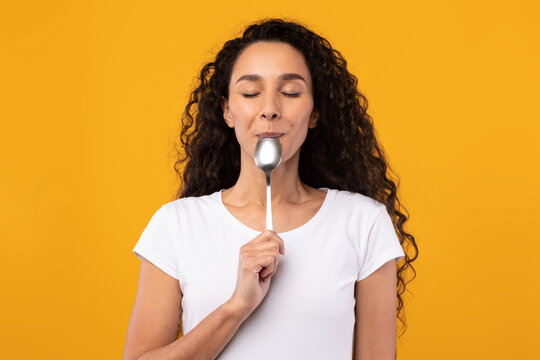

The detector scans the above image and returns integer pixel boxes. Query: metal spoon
[254,137,282,231]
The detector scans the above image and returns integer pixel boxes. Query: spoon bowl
[254,137,282,171]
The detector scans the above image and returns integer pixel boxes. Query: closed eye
[241,93,301,98]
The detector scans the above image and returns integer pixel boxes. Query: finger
[264,252,280,280]
[251,244,280,279]
[250,230,285,255]
[264,230,285,255]
[246,241,278,256]
[250,234,284,255]
[259,254,277,278]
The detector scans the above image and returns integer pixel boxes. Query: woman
[124,18,418,360]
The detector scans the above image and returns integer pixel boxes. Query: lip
[257,132,285,138]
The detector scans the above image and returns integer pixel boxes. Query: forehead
[231,41,311,85]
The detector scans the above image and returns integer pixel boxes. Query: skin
[221,41,398,359]
[123,40,398,360]
[354,258,398,359]
[220,41,323,216]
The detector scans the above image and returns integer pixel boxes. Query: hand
[229,230,285,316]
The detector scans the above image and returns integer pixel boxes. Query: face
[221,41,318,164]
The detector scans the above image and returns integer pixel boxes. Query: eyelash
[242,92,300,98]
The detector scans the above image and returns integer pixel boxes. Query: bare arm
[123,258,250,360]
[353,258,398,360]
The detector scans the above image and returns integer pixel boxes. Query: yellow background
[1,0,539,358]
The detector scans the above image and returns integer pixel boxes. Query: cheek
[231,123,256,154]
[229,96,258,118]
[288,98,314,121]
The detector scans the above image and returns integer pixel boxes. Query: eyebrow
[235,73,306,84]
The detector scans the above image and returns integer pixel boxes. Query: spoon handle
[265,173,273,231]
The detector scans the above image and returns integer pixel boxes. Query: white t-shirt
[132,187,405,359]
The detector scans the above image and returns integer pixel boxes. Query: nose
[262,110,279,120]
[260,92,280,120]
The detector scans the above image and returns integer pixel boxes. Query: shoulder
[331,188,385,214]
[155,191,223,229]
[322,189,387,235]
[162,191,219,213]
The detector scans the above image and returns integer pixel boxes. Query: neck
[224,147,311,207]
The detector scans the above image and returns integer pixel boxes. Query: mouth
[257,132,285,138]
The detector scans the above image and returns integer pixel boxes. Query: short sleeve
[357,206,405,281]
[132,205,180,280]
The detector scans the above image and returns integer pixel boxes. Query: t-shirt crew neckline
[216,187,335,236]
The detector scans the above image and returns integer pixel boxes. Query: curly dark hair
[172,17,418,342]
